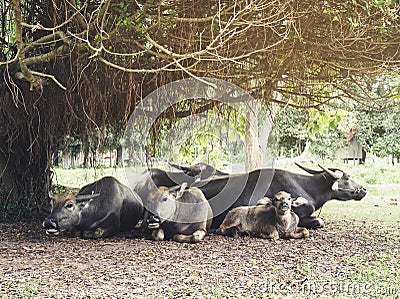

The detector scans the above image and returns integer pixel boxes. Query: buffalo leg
[151,228,165,241]
[299,216,324,229]
[286,227,309,239]
[81,227,114,239]
[216,215,242,236]
[216,225,241,237]
[259,227,279,240]
[172,229,207,243]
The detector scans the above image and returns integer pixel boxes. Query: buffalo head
[295,163,367,201]
[146,184,185,228]
[43,192,99,235]
[258,191,309,215]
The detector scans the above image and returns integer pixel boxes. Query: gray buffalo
[43,176,143,238]
[216,191,309,240]
[144,183,212,243]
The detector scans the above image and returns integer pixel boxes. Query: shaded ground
[0,220,399,299]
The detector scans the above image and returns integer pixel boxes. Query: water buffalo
[217,191,309,240]
[193,163,367,229]
[128,162,227,205]
[143,183,212,243]
[43,176,143,238]
[168,162,228,179]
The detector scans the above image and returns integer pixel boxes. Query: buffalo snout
[43,217,57,229]
[280,202,290,210]
[43,217,60,235]
[147,214,161,229]
[353,187,367,200]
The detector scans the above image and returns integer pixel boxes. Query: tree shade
[1,0,400,219]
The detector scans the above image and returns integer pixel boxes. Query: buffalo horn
[168,162,186,171]
[169,162,198,176]
[75,193,101,202]
[318,164,343,179]
[294,163,323,175]
[168,185,181,192]
[177,182,187,197]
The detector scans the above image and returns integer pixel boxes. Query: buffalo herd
[43,162,367,243]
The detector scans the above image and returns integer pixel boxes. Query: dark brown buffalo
[43,176,143,238]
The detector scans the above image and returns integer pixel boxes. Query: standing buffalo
[144,183,212,243]
[193,163,367,229]
[217,191,309,240]
[43,176,143,238]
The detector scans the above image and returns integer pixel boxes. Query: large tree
[1,0,399,218]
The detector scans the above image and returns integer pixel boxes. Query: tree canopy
[1,0,400,218]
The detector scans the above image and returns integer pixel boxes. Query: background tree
[1,0,400,219]
[356,107,400,163]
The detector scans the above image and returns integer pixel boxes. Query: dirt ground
[0,219,399,299]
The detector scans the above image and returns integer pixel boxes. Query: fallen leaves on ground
[0,220,398,298]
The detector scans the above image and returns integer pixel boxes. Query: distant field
[52,160,400,226]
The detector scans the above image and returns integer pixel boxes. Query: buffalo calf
[217,191,309,240]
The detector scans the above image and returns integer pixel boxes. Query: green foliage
[272,107,347,158]
[305,109,345,140]
[271,107,308,156]
[310,129,345,160]
[356,106,400,158]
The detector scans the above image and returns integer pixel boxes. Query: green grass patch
[319,194,400,225]
[1,281,41,299]
[52,166,127,188]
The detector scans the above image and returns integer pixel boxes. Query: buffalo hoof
[82,230,99,239]
[191,230,206,243]
[151,229,164,241]
[94,228,106,238]
[173,230,207,243]
[315,218,325,228]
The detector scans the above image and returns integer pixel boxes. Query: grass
[1,281,40,299]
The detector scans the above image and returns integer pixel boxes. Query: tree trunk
[82,132,90,168]
[245,100,262,172]
[0,83,59,220]
[0,130,53,220]
[116,146,123,167]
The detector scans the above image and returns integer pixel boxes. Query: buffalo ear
[257,197,272,205]
[331,181,339,191]
[292,197,308,207]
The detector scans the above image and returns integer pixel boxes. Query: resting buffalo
[217,191,309,240]
[143,183,212,243]
[168,162,228,179]
[193,163,366,229]
[130,162,227,203]
[43,176,143,238]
